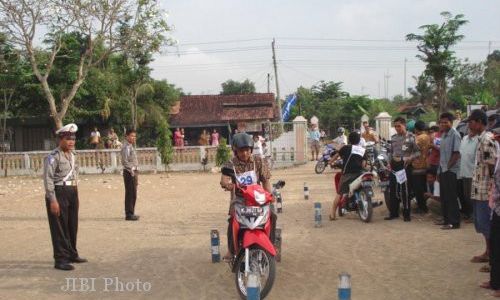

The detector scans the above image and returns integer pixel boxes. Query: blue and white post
[246,272,261,300]
[338,272,351,300]
[314,202,322,227]
[210,230,220,263]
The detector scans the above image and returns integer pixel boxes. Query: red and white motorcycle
[222,166,277,299]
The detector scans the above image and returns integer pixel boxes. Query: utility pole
[378,81,381,98]
[272,38,283,122]
[267,73,271,93]
[404,58,407,98]
[488,41,492,55]
[384,70,391,100]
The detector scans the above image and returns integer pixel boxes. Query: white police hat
[55,123,78,136]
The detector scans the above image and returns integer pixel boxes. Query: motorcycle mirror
[277,180,285,188]
[221,166,235,178]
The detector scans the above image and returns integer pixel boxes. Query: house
[398,103,427,120]
[169,93,280,145]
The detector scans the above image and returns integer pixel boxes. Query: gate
[264,121,307,169]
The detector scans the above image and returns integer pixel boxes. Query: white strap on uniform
[62,152,75,182]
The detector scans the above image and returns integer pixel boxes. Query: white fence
[0,146,220,176]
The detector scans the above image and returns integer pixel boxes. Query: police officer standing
[122,128,140,221]
[385,117,420,222]
[44,124,87,271]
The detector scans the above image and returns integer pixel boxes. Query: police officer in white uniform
[44,124,87,270]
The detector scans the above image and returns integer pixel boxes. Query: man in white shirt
[333,127,347,150]
[90,127,100,149]
[424,168,440,202]
[252,134,264,158]
[458,129,479,221]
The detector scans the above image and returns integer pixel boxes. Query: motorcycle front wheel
[235,246,276,300]
[357,188,373,223]
[315,161,327,174]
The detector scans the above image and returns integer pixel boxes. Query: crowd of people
[174,128,221,147]
[325,108,500,296]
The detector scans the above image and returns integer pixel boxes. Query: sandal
[479,265,491,273]
[480,281,492,289]
[222,253,233,263]
[329,214,336,221]
[471,255,489,263]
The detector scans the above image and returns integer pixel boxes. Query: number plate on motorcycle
[240,207,264,217]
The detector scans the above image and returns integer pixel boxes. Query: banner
[282,94,298,122]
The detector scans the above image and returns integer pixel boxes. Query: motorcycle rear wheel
[235,246,276,300]
[357,188,373,223]
[315,161,327,174]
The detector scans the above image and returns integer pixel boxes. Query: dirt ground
[0,162,494,300]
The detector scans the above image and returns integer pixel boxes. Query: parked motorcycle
[221,166,277,300]
[315,144,338,174]
[335,170,381,222]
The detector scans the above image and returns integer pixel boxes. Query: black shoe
[441,224,460,230]
[126,215,140,221]
[384,216,398,220]
[54,263,74,271]
[70,257,88,263]
[404,216,411,222]
[434,220,448,226]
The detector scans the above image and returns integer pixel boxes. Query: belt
[55,180,77,186]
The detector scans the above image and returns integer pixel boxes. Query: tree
[408,74,435,105]
[0,33,29,150]
[220,79,256,95]
[406,11,468,115]
[215,138,231,166]
[484,50,500,103]
[448,59,487,110]
[156,119,173,170]
[0,0,171,129]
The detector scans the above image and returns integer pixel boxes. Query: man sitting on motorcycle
[332,127,347,150]
[220,133,273,261]
[329,131,368,220]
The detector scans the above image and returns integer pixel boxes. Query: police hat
[56,123,78,137]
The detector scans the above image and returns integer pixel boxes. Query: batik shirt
[471,131,497,201]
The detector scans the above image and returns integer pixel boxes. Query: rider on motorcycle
[332,127,347,149]
[220,133,274,260]
[329,131,368,220]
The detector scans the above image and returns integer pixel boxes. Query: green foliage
[156,120,174,167]
[288,81,396,134]
[220,79,256,95]
[215,138,232,166]
[484,50,500,103]
[406,11,468,114]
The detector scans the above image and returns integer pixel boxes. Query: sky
[151,0,500,99]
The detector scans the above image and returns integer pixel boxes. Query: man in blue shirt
[438,112,462,230]
[309,125,321,161]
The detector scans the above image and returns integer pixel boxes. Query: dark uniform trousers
[388,161,412,218]
[491,212,500,290]
[412,170,428,212]
[439,171,461,225]
[46,186,79,263]
[124,170,138,216]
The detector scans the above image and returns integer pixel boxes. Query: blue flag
[282,94,297,122]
